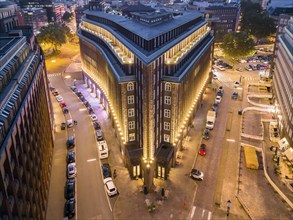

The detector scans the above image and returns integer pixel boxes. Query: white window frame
[128,108,135,117]
[164,96,171,105]
[164,134,170,142]
[127,82,134,91]
[127,95,135,104]
[129,133,135,141]
[164,122,170,131]
[165,83,171,91]
[129,121,135,130]
[164,109,171,118]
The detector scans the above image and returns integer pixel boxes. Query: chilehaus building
[78,2,214,189]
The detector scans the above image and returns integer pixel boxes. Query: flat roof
[0,37,22,60]
[84,10,203,40]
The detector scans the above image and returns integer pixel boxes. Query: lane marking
[201,209,205,217]
[87,158,97,162]
[190,206,196,219]
[208,211,212,220]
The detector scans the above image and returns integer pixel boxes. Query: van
[98,140,108,159]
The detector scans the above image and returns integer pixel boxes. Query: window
[165,83,171,91]
[128,108,135,117]
[129,133,135,141]
[164,109,171,118]
[164,122,170,131]
[127,82,134,91]
[164,134,170,142]
[127,95,134,104]
[129,121,135,130]
[164,96,171,105]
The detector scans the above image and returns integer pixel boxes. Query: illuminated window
[164,134,170,142]
[164,96,171,105]
[128,108,135,117]
[164,109,171,118]
[164,122,170,131]
[129,121,135,130]
[129,133,135,141]
[127,82,134,91]
[127,95,135,104]
[165,83,171,91]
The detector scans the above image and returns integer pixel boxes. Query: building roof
[0,0,15,8]
[120,3,156,13]
[84,10,203,40]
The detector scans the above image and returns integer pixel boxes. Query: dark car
[75,90,82,96]
[83,100,90,107]
[102,163,112,178]
[202,129,210,140]
[63,107,69,114]
[64,198,75,218]
[66,151,75,164]
[70,86,77,92]
[80,96,85,102]
[66,136,75,149]
[52,90,59,96]
[64,179,75,199]
[212,102,218,111]
[93,121,101,130]
[61,122,66,130]
[88,107,94,114]
[217,91,223,97]
[232,92,238,100]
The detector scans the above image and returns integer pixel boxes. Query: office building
[0,22,54,220]
[19,0,55,22]
[18,8,48,34]
[78,3,213,189]
[272,16,293,149]
[0,1,18,33]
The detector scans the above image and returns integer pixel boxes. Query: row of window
[127,95,172,105]
[128,108,171,118]
[127,82,171,92]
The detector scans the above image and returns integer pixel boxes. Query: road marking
[201,209,205,217]
[226,139,236,142]
[207,211,212,220]
[190,206,196,218]
[87,158,96,162]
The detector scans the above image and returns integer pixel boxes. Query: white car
[91,114,98,121]
[98,140,108,159]
[234,81,240,88]
[215,96,222,103]
[103,177,118,197]
[67,162,77,179]
[190,169,204,180]
[56,95,64,102]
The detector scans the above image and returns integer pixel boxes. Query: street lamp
[227,200,232,217]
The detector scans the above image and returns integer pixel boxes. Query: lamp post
[226,200,232,217]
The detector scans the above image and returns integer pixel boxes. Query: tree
[221,32,255,58]
[240,1,276,39]
[37,23,67,51]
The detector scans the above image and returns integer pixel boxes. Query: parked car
[245,66,252,71]
[96,130,103,141]
[91,114,98,121]
[66,151,75,164]
[52,89,59,96]
[218,86,224,94]
[198,143,207,156]
[67,162,77,179]
[215,96,222,104]
[64,198,75,218]
[60,101,67,108]
[70,86,77,92]
[202,129,210,140]
[102,163,112,178]
[234,81,240,88]
[212,102,218,111]
[88,107,94,114]
[61,122,66,130]
[236,67,243,72]
[190,168,204,180]
[66,136,75,149]
[83,100,90,107]
[56,95,64,102]
[63,107,69,114]
[232,92,238,100]
[93,121,101,130]
[103,177,118,197]
[98,140,108,159]
[64,179,75,199]
[67,119,73,128]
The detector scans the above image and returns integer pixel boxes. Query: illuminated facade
[78,6,213,188]
[0,34,54,218]
[273,16,293,148]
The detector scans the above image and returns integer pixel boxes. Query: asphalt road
[46,74,113,220]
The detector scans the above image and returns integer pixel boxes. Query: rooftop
[84,10,203,40]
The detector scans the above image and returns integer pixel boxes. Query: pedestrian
[201,102,203,108]
[113,169,117,178]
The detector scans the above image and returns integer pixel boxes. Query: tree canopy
[37,23,68,51]
[221,32,255,58]
[240,1,276,39]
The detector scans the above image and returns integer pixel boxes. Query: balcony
[80,24,134,65]
[165,28,210,65]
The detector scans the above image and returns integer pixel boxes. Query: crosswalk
[189,206,212,220]
[47,73,61,77]
[245,76,259,82]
